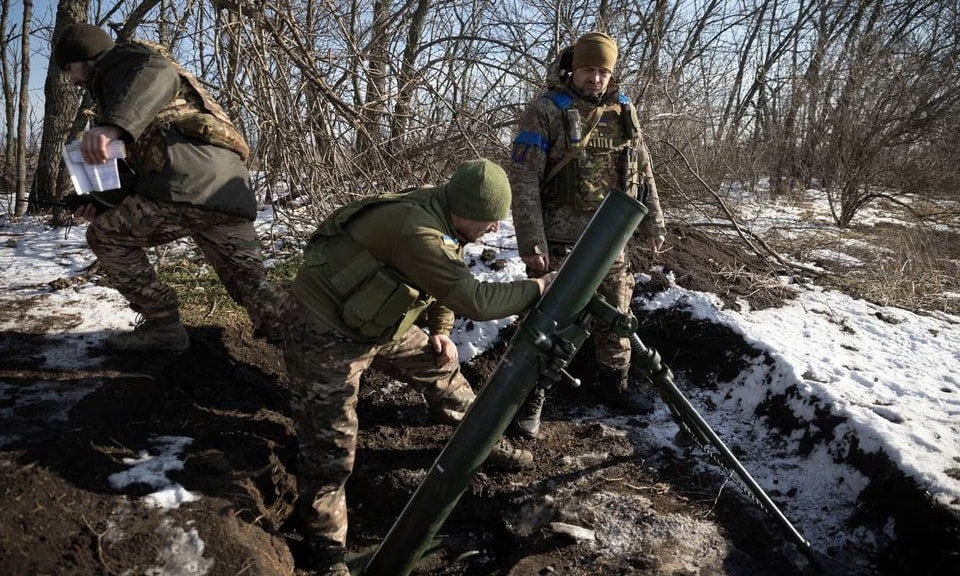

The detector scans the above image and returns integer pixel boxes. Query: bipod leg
[628,332,842,575]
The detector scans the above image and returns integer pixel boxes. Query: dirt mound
[630,224,796,311]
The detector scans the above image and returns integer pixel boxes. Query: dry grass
[770,220,960,316]
[839,224,960,315]
[153,249,302,329]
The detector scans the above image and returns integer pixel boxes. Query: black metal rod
[630,334,815,555]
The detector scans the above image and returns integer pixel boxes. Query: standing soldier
[52,23,282,350]
[508,31,667,438]
[280,159,555,575]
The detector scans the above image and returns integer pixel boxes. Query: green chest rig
[542,90,642,210]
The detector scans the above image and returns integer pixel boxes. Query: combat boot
[673,427,696,448]
[623,377,657,414]
[597,365,655,415]
[511,386,547,439]
[106,317,189,352]
[485,437,534,470]
[305,543,350,576]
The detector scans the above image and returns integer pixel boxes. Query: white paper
[62,139,126,194]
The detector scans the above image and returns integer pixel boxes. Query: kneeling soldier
[280,159,555,575]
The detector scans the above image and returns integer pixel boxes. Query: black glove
[62,188,128,214]
[540,339,579,388]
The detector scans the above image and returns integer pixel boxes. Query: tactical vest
[117,39,250,173]
[303,190,437,343]
[543,89,642,210]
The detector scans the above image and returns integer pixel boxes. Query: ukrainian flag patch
[439,234,462,261]
[441,234,459,248]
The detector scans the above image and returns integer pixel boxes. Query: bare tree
[357,0,390,158]
[13,0,31,216]
[1,0,15,210]
[389,0,430,149]
[28,0,90,222]
[808,0,960,226]
[17,0,957,234]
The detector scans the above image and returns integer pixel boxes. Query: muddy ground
[1,224,958,576]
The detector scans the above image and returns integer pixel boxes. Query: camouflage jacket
[292,187,542,344]
[89,41,256,219]
[509,81,665,257]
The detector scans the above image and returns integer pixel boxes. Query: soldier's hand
[72,202,98,223]
[430,333,459,366]
[522,253,550,274]
[648,234,666,255]
[80,125,124,164]
[535,271,558,295]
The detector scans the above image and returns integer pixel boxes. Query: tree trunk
[28,0,91,222]
[357,0,389,158]
[390,0,431,147]
[13,0,32,217]
[2,0,16,204]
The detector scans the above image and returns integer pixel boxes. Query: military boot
[596,365,655,415]
[673,427,696,448]
[511,386,547,439]
[484,437,534,470]
[106,317,189,352]
[305,543,350,576]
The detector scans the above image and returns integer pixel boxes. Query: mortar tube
[362,190,648,576]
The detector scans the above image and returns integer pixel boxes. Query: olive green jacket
[89,42,256,219]
[292,187,542,343]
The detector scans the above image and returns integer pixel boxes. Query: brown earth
[1,224,958,576]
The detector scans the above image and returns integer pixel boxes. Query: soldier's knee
[85,220,102,248]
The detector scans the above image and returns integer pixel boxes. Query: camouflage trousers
[541,243,634,370]
[280,294,476,548]
[85,194,283,337]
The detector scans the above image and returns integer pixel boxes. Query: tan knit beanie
[571,32,618,72]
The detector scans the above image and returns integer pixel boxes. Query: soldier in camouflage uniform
[53,23,282,351]
[281,159,555,575]
[508,32,667,439]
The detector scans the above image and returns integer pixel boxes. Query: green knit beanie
[54,23,114,70]
[445,159,512,221]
